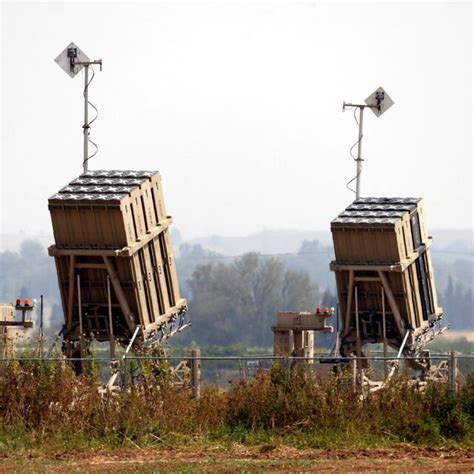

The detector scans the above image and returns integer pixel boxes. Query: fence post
[239,358,247,381]
[448,351,458,397]
[191,348,201,398]
[351,355,357,389]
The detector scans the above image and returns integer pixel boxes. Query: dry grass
[1,446,473,472]
[0,361,471,453]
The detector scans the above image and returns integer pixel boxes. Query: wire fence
[0,353,472,388]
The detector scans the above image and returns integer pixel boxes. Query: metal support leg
[355,285,362,360]
[77,274,85,374]
[382,287,388,380]
[103,256,136,334]
[343,270,354,337]
[107,276,115,359]
[106,325,141,391]
[66,255,76,335]
[378,271,404,336]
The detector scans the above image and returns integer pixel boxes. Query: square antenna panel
[55,42,90,78]
[365,87,394,117]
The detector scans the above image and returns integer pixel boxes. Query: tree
[182,252,323,346]
[441,277,474,330]
[20,240,44,261]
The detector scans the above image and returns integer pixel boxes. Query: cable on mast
[54,42,103,173]
[342,87,394,199]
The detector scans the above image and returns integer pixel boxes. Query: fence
[0,353,472,394]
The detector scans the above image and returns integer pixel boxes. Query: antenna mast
[343,87,394,199]
[55,42,103,173]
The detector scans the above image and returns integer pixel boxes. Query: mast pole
[355,106,364,199]
[83,65,89,172]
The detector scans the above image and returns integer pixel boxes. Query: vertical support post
[294,330,303,358]
[77,274,85,373]
[355,106,365,199]
[332,303,340,356]
[351,355,357,390]
[239,358,247,382]
[66,255,76,334]
[448,351,458,397]
[191,347,201,399]
[107,276,115,359]
[343,270,355,336]
[306,330,315,360]
[381,287,388,380]
[378,271,404,336]
[40,294,44,333]
[103,256,136,333]
[0,325,5,362]
[38,294,44,358]
[83,65,89,172]
[355,286,362,362]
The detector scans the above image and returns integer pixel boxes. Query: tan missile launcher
[330,197,443,365]
[48,170,187,358]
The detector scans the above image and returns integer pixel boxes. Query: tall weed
[0,360,471,451]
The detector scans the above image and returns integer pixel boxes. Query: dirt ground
[0,447,472,473]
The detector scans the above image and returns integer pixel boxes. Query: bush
[0,360,471,452]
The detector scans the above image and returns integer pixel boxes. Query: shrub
[0,360,471,451]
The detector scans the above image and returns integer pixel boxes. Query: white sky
[1,2,472,241]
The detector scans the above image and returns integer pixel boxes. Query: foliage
[225,366,473,444]
[429,337,474,354]
[0,361,471,453]
[442,276,474,331]
[181,252,323,347]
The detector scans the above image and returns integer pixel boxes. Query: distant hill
[187,229,332,256]
[1,228,472,255]
[187,228,473,256]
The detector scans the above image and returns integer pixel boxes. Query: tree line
[0,239,472,345]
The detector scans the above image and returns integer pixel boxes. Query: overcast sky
[1,2,472,242]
